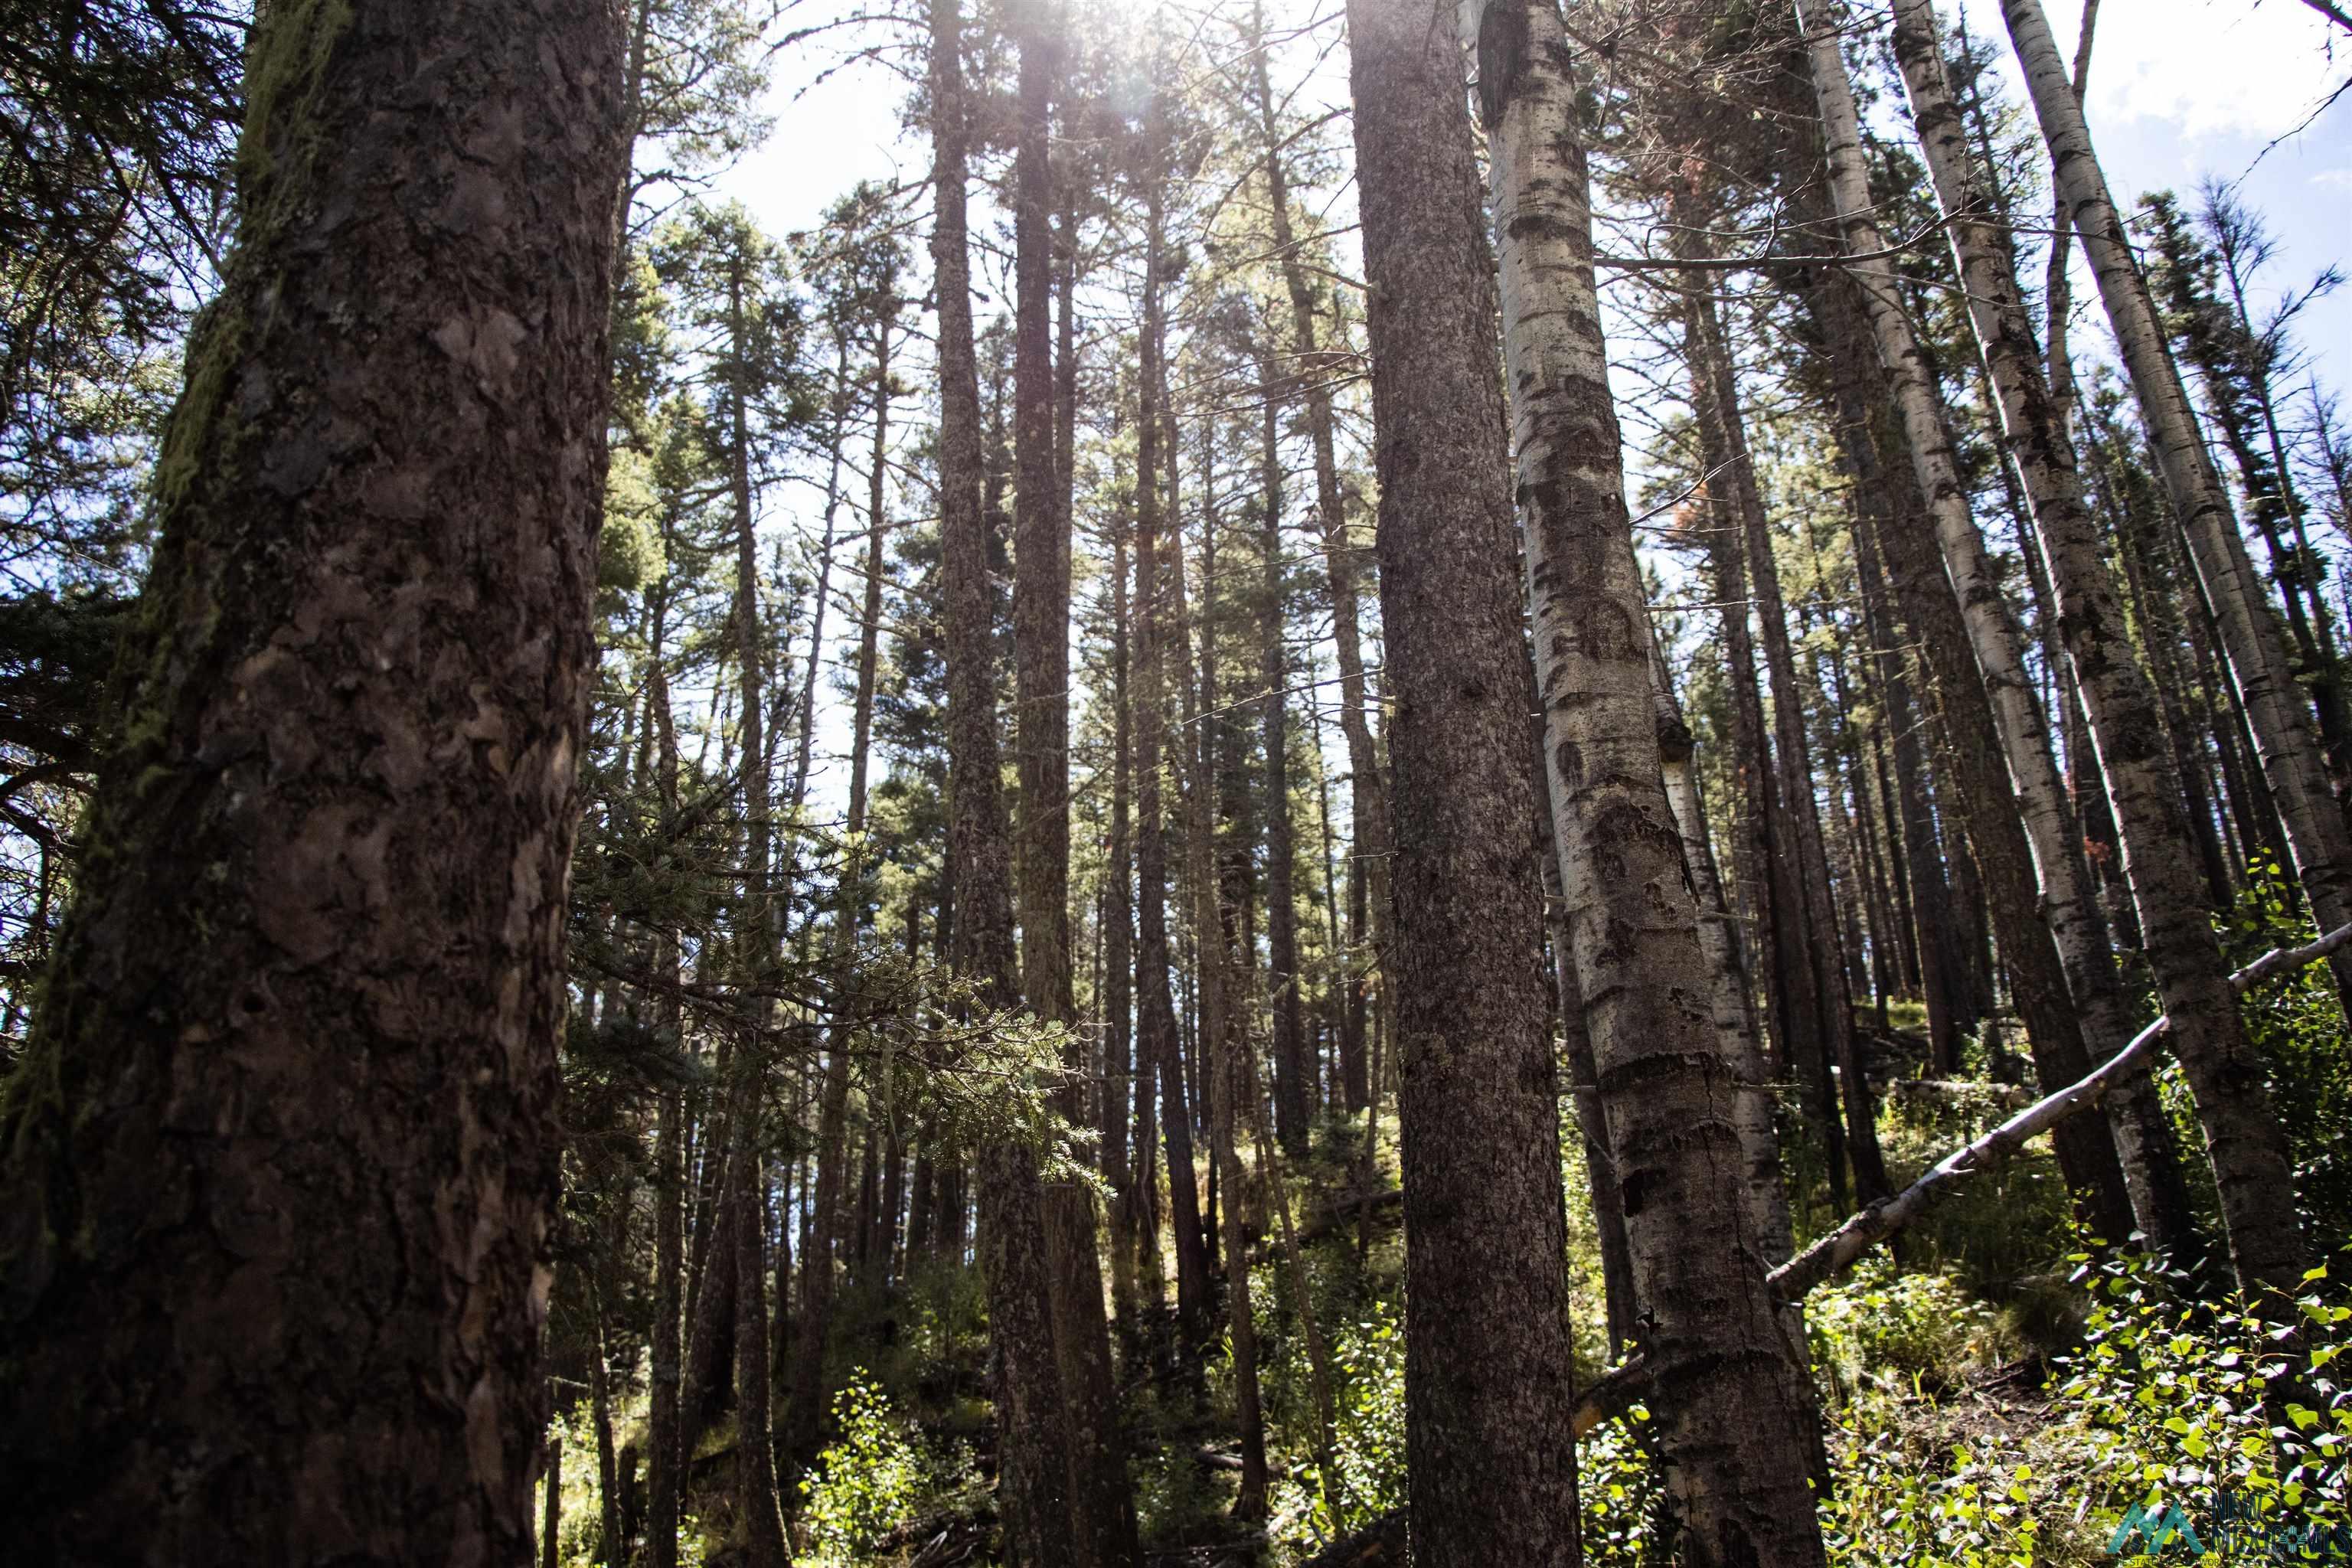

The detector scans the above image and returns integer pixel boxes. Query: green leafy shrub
[800,1373,935,1563]
[1809,1258,2008,1399]
[2056,1251,2352,1560]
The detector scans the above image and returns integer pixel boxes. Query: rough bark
[1134,142,1212,1341]
[1011,13,1134,1557]
[1890,0,2304,1289]
[1247,2,1384,1114]
[2000,0,2352,1010]
[1259,384,1310,1154]
[931,3,1075,1561]
[1472,5,1827,1562]
[0,2,627,1558]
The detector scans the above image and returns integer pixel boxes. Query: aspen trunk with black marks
[1472,5,1828,1560]
[1813,277,2178,1250]
[0,1,627,1557]
[1890,0,2304,1289]
[1654,661,1795,1280]
[1246,0,1385,1115]
[1798,15,2162,1236]
[932,2,1077,1560]
[1134,132,1212,1342]
[2000,0,2352,1013]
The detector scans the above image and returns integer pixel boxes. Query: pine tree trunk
[646,590,688,1568]
[1106,518,1142,1325]
[932,2,1079,1560]
[1349,0,1603,1557]
[1010,16,1135,1556]
[2000,0,2352,1011]
[1259,384,1311,1155]
[1134,145,1212,1341]
[1472,5,1828,1560]
[1890,0,2304,1288]
[722,243,792,1568]
[1246,3,1385,1116]
[0,2,626,1556]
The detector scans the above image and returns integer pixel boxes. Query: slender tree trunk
[1259,378,1311,1154]
[0,2,627,1557]
[2001,0,2352,1011]
[1134,141,1212,1341]
[1106,514,1142,1327]
[1247,2,1385,1116]
[1011,17,1135,1557]
[543,1430,564,1568]
[1655,661,1794,1279]
[645,587,688,1568]
[1890,0,2305,1288]
[1800,15,2162,1232]
[1472,5,1828,1560]
[933,4,1077,1560]
[1347,0,1615,1557]
[1850,505,1962,1073]
[1682,251,1872,1202]
[722,250,792,1568]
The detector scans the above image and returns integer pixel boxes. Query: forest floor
[555,988,2352,1566]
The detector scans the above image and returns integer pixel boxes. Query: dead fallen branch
[1770,922,2352,1302]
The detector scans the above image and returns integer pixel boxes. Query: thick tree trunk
[1472,5,1827,1561]
[0,2,626,1558]
[2001,0,2352,1011]
[1890,0,2304,1288]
